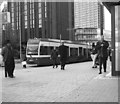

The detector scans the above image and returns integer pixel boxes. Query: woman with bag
[91,42,98,68]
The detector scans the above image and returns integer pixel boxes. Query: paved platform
[0,61,119,103]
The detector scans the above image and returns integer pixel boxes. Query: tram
[26,38,92,66]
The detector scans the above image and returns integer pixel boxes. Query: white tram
[26,38,91,66]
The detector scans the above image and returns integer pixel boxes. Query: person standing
[96,35,109,74]
[1,40,15,78]
[108,47,112,62]
[59,42,68,70]
[91,42,98,68]
[50,47,58,68]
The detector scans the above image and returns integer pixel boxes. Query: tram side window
[49,46,54,55]
[70,48,78,56]
[83,48,86,56]
[40,46,48,55]
[50,47,59,55]
[79,47,82,56]
[40,46,55,55]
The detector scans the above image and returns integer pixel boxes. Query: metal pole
[19,2,22,62]
[20,21,22,62]
[60,34,61,45]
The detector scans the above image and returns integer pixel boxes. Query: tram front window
[27,45,38,55]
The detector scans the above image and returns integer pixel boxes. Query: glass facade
[8,2,46,42]
[30,2,34,28]
[11,2,14,30]
[5,2,74,46]
[74,2,99,28]
[75,28,97,41]
[24,2,27,28]
[115,6,120,71]
[74,2,104,43]
[38,2,42,28]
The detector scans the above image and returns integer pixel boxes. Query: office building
[74,1,104,44]
[2,2,74,46]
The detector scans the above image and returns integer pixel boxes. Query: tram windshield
[27,45,38,55]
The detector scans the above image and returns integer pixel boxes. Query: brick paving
[1,61,119,102]
[55,75,118,102]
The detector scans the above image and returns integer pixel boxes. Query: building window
[17,22,18,30]
[24,10,27,16]
[30,2,35,28]
[45,2,47,18]
[38,2,42,28]
[11,2,14,8]
[11,16,14,22]
[25,21,27,28]
[39,13,41,19]
[24,3,27,10]
[38,2,41,8]
[12,22,14,30]
[25,15,27,21]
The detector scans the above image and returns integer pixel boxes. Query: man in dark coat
[1,40,15,78]
[96,35,109,74]
[59,42,68,70]
[51,47,58,68]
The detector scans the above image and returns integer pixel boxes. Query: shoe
[5,73,7,77]
[104,71,106,72]
[99,72,102,74]
[9,76,15,78]
[56,65,58,68]
[61,68,63,70]
[94,66,97,68]
[92,66,95,68]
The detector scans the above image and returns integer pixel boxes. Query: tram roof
[27,38,87,45]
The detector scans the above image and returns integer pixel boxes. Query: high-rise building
[2,1,104,50]
[3,2,74,47]
[74,1,104,44]
[0,1,9,48]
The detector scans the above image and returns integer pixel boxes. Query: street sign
[2,12,10,24]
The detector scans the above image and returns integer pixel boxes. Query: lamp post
[19,2,22,62]
[60,34,61,45]
[19,16,22,62]
[86,42,90,59]
[66,28,75,41]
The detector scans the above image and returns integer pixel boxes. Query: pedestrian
[59,42,68,70]
[21,44,27,68]
[91,42,98,68]
[1,40,15,78]
[50,47,58,68]
[96,35,109,74]
[108,47,112,62]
